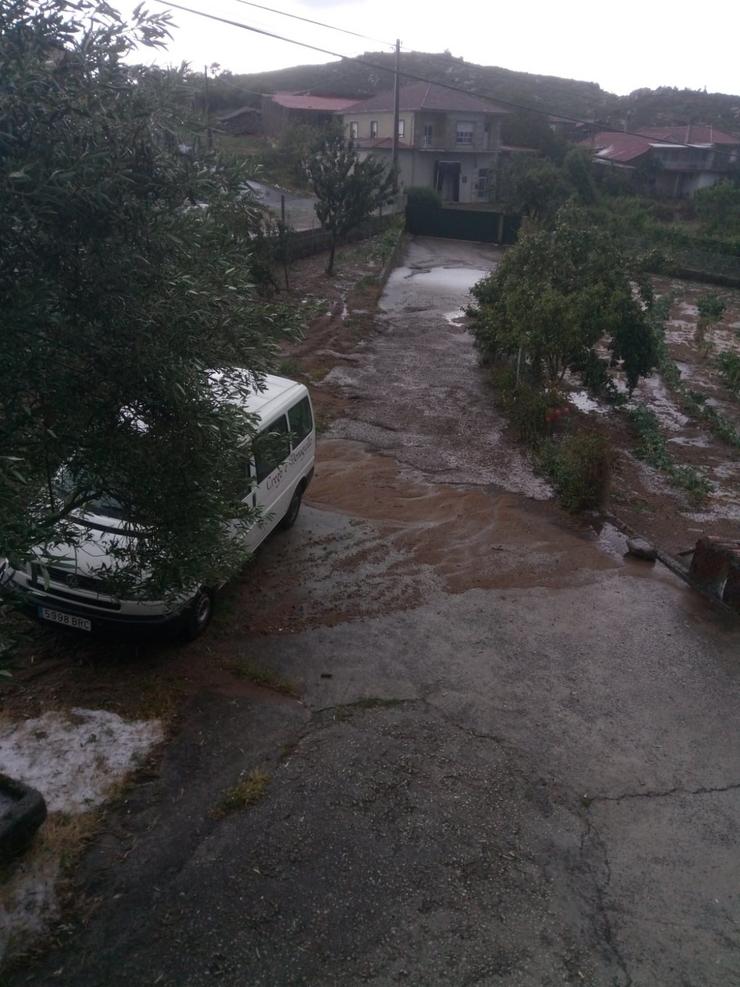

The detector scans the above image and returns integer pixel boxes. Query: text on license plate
[39,607,92,632]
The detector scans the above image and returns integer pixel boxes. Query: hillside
[206,50,740,135]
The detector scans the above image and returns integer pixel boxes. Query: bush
[718,352,740,395]
[405,186,442,208]
[490,367,561,447]
[540,432,612,512]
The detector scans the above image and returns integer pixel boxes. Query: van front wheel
[181,587,214,641]
[279,486,303,530]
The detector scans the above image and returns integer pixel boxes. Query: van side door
[246,414,293,550]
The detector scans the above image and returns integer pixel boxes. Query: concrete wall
[343,111,413,144]
[343,110,502,154]
[359,147,498,204]
[278,212,401,262]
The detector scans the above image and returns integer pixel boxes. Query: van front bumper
[5,580,185,636]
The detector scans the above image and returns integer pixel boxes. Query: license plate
[38,607,92,632]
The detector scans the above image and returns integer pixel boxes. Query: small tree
[562,147,596,205]
[497,157,571,226]
[306,137,396,274]
[469,206,659,393]
[695,292,726,353]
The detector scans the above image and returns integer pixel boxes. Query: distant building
[582,125,740,197]
[217,105,261,136]
[547,115,593,143]
[339,81,509,203]
[261,91,358,137]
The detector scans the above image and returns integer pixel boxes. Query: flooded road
[27,238,740,987]
[324,237,550,496]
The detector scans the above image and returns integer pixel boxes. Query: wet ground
[576,275,740,548]
[8,237,740,987]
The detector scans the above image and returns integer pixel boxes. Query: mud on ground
[600,276,740,555]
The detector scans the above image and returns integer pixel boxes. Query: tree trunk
[326,233,337,276]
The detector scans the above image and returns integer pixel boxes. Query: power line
[151,0,561,115]
[152,0,740,164]
[226,0,395,50]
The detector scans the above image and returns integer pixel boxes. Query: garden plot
[613,278,740,550]
[558,277,740,554]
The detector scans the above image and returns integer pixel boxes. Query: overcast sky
[116,0,740,97]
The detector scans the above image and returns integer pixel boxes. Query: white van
[1,374,315,640]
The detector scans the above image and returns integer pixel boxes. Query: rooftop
[268,91,358,112]
[583,125,740,164]
[345,81,509,116]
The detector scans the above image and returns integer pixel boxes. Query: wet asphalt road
[19,238,740,987]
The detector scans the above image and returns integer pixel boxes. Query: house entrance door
[434,161,461,202]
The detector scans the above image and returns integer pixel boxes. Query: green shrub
[405,186,442,208]
[718,351,740,395]
[540,432,612,512]
[627,405,711,503]
[490,368,559,447]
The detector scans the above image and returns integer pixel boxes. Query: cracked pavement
[14,237,740,986]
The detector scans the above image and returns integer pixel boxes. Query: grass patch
[213,769,270,818]
[539,432,612,512]
[628,404,711,504]
[134,674,187,722]
[222,658,298,697]
[717,351,740,397]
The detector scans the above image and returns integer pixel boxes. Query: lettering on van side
[264,436,313,491]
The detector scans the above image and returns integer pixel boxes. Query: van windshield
[54,468,131,522]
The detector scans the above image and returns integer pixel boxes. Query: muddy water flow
[276,237,681,634]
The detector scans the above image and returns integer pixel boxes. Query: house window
[476,168,490,198]
[349,121,358,140]
[398,118,405,138]
[456,121,474,145]
[370,120,378,138]
[423,124,433,147]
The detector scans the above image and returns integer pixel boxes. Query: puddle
[631,376,689,431]
[592,521,630,560]
[445,309,466,325]
[381,265,489,314]
[568,390,609,415]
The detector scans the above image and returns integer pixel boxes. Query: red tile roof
[269,91,357,112]
[583,124,740,164]
[637,125,740,145]
[345,81,508,116]
[584,132,652,164]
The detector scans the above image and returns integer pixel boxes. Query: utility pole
[392,38,401,193]
[204,64,213,151]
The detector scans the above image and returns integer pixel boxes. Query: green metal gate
[405,203,520,244]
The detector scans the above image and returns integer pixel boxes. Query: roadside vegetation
[469,205,659,511]
[473,135,740,523]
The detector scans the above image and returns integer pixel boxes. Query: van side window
[288,396,313,447]
[254,415,290,483]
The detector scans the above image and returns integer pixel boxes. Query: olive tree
[306,137,396,274]
[0,1,295,595]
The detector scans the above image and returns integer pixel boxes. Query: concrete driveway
[18,238,740,987]
[247,180,319,230]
